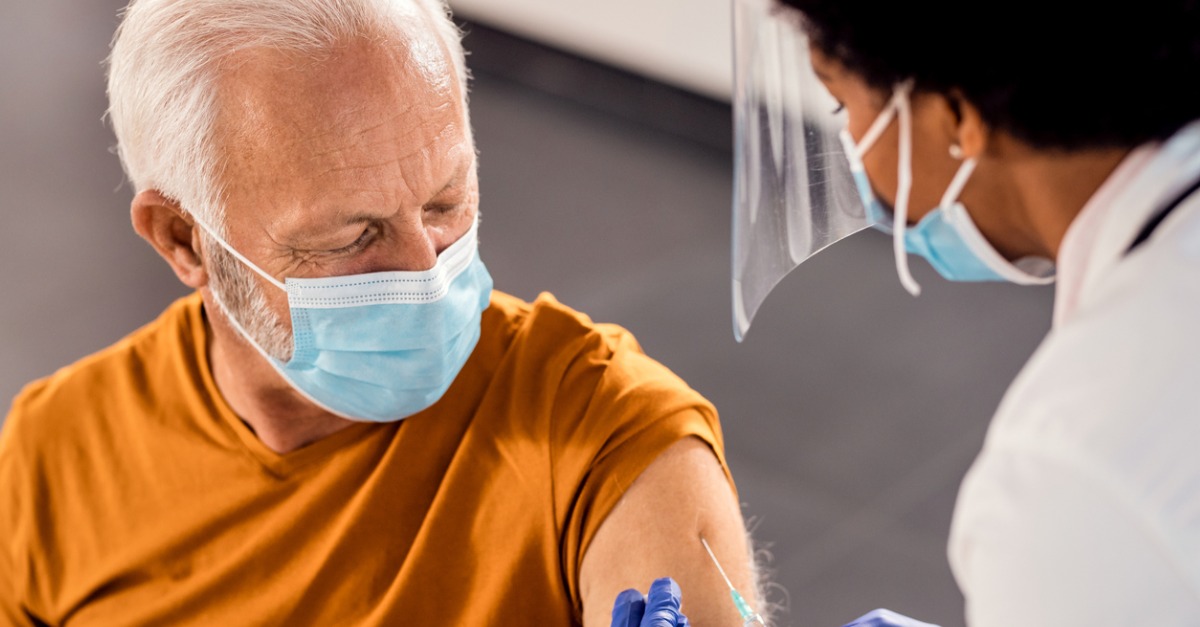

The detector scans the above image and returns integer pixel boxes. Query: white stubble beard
[202,232,295,363]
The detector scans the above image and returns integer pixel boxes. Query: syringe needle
[700,536,766,626]
[700,536,736,591]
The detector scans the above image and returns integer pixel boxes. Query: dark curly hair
[780,0,1200,151]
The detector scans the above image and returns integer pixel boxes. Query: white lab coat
[948,120,1200,626]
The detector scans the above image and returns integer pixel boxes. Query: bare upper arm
[580,436,760,627]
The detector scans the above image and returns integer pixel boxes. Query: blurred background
[0,1,1055,625]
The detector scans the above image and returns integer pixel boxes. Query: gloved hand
[611,577,690,627]
[841,608,939,627]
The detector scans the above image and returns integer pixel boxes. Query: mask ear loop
[940,158,978,208]
[855,91,900,156]
[892,81,921,296]
[190,215,289,292]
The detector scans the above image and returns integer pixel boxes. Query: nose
[377,214,439,273]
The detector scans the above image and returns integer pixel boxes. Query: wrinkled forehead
[211,20,470,190]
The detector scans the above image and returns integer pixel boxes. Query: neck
[973,135,1131,260]
[201,294,355,454]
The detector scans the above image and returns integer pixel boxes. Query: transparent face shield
[731,0,872,341]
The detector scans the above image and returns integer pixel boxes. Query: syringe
[699,536,766,626]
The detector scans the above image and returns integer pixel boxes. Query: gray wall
[1,0,191,407]
[0,3,1055,625]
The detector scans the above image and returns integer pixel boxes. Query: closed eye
[424,202,465,216]
[325,224,377,255]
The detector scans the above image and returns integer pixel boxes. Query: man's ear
[131,190,208,289]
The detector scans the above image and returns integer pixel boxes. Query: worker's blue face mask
[194,216,493,422]
[843,160,892,227]
[838,85,1054,295]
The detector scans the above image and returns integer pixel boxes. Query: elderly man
[0,0,759,625]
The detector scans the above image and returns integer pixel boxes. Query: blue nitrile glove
[841,608,940,627]
[611,577,690,627]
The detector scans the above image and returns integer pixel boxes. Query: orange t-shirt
[0,291,728,626]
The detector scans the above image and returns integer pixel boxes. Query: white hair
[106,0,470,233]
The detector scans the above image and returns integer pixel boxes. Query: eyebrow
[330,212,377,227]
[430,159,472,201]
[280,210,374,250]
[320,159,473,229]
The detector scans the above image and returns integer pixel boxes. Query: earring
[949,144,964,160]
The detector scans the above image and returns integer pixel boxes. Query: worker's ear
[943,89,990,160]
[131,190,209,289]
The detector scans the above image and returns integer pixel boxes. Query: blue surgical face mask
[841,151,892,227]
[194,216,493,422]
[902,193,1056,284]
[838,85,1054,294]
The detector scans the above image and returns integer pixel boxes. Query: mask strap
[940,158,978,207]
[190,216,288,292]
[892,83,921,297]
[855,90,903,157]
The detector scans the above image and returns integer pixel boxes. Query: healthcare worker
[613,0,1200,625]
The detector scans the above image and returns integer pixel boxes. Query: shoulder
[948,229,1200,624]
[482,291,709,415]
[991,216,1200,460]
[481,290,644,388]
[477,291,719,458]
[484,290,642,356]
[952,269,1200,624]
[1,294,201,462]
